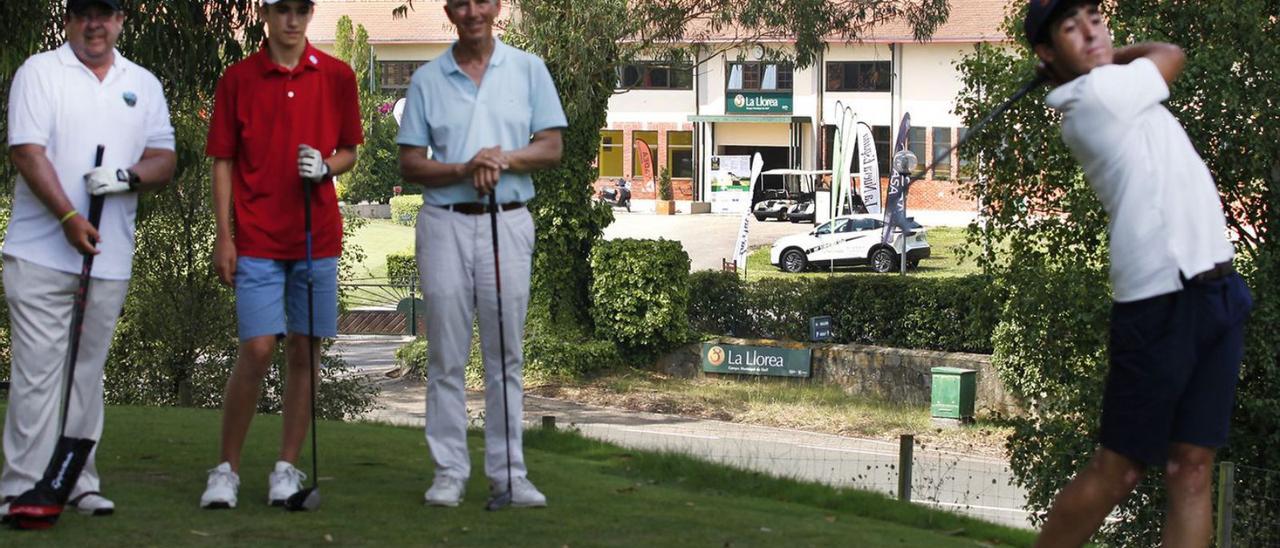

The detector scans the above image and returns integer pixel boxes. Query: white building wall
[900,43,973,128]
[606,90,697,125]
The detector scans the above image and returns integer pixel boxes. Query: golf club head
[284,488,320,512]
[484,492,512,512]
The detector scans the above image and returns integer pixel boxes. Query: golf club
[9,145,107,530]
[918,74,1047,176]
[484,191,514,512]
[285,175,321,512]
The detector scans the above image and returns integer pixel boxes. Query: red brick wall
[594,121,695,201]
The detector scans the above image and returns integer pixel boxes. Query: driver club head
[284,487,320,512]
[484,492,512,512]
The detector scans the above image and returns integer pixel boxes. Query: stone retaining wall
[657,337,1017,417]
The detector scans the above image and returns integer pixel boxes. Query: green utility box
[930,367,976,420]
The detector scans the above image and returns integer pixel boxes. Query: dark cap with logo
[1024,0,1102,45]
[67,0,122,13]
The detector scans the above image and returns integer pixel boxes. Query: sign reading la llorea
[702,342,812,378]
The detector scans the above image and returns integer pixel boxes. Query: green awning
[687,115,812,124]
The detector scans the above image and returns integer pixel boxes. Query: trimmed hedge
[688,273,1002,354]
[524,333,622,377]
[589,238,690,356]
[390,195,423,226]
[386,250,417,286]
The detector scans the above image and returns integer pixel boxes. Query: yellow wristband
[59,210,79,224]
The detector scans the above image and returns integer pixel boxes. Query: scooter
[599,178,631,212]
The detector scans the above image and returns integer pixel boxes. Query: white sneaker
[268,461,306,507]
[424,475,465,507]
[68,492,115,516]
[491,477,547,508]
[200,462,240,509]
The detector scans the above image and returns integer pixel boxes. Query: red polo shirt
[206,43,362,259]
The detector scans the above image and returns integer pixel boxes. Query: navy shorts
[1100,272,1253,467]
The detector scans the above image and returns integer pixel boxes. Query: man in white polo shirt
[397,0,565,508]
[1025,1,1253,546]
[1,0,175,518]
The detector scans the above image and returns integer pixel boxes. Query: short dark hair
[1025,0,1101,46]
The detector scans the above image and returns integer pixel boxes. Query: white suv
[769,214,931,273]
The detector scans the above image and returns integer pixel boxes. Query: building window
[668,131,693,178]
[956,127,975,180]
[908,127,928,178]
[825,61,891,92]
[632,130,658,178]
[873,125,891,177]
[378,60,425,92]
[617,63,693,90]
[932,127,953,180]
[598,130,623,178]
[726,62,793,91]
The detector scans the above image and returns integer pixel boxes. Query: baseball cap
[1024,0,1101,45]
[66,0,121,12]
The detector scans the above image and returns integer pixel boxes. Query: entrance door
[718,145,790,204]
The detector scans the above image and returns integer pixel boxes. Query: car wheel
[908,259,920,269]
[871,248,897,273]
[755,214,768,222]
[781,249,808,273]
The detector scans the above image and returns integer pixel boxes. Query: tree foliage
[333,16,400,204]
[955,1,1279,543]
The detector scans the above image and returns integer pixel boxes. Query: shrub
[705,274,1002,354]
[390,195,423,226]
[589,238,690,357]
[657,165,673,201]
[524,333,622,379]
[386,249,417,286]
[394,337,428,378]
[687,270,747,336]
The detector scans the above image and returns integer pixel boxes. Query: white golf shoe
[68,492,115,516]
[491,477,547,508]
[424,475,465,507]
[268,461,306,507]
[200,462,240,509]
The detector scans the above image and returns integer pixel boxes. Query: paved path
[333,335,1032,529]
[602,211,811,272]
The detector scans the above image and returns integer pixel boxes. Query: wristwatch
[118,169,141,191]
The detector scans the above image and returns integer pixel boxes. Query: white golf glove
[84,167,136,196]
[298,144,330,182]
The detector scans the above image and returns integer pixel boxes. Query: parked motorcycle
[599,178,632,211]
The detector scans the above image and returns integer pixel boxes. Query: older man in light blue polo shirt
[397,0,565,509]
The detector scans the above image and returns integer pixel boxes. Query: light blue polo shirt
[397,39,567,206]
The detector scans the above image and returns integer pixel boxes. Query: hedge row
[390,195,424,226]
[687,271,1003,354]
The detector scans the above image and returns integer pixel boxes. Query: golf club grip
[919,75,1047,176]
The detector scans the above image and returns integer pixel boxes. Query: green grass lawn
[744,226,979,281]
[0,405,1034,547]
[346,219,414,281]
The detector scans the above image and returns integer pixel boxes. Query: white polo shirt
[4,43,174,280]
[1046,58,1234,302]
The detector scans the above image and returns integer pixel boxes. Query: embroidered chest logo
[122,91,137,107]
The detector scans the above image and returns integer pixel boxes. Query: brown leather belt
[1192,261,1234,283]
[436,201,525,215]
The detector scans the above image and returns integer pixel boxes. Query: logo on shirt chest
[122,91,137,107]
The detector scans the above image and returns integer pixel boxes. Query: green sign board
[726,91,793,114]
[702,342,812,378]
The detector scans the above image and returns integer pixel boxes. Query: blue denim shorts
[1100,273,1253,466]
[234,256,339,341]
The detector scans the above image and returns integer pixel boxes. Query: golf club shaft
[488,191,514,500]
[59,145,106,436]
[918,75,1046,177]
[304,178,318,490]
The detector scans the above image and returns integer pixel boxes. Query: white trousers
[1,255,128,499]
[416,204,534,483]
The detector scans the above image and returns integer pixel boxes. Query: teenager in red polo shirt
[200,0,362,509]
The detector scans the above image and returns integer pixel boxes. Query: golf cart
[754,169,829,223]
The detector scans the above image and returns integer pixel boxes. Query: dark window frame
[725,61,794,92]
[616,62,694,90]
[825,61,892,92]
[378,60,426,92]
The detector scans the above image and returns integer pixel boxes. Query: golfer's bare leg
[218,335,276,471]
[1036,448,1144,547]
[280,333,319,464]
[1161,443,1215,548]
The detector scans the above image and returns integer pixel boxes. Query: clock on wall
[750,44,765,60]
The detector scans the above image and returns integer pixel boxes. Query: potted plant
[655,166,676,215]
